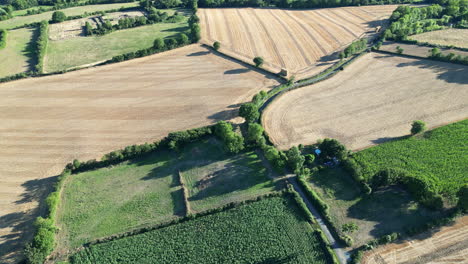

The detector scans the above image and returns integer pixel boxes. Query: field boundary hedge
[0,29,6,49]
[375,48,468,66]
[177,170,192,216]
[34,20,48,73]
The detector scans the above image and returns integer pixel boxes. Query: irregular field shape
[0,2,139,30]
[262,52,468,150]
[362,216,468,264]
[409,28,468,49]
[70,196,331,264]
[198,5,397,78]
[0,44,279,263]
[0,28,34,77]
[380,41,468,58]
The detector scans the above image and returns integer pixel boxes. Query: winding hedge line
[0,29,6,49]
[34,20,48,73]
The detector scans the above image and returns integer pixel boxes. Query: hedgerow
[351,120,468,208]
[70,195,332,264]
[34,20,49,73]
[0,29,6,50]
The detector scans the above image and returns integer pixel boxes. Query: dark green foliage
[262,144,286,172]
[164,37,178,49]
[153,37,165,49]
[246,122,264,146]
[84,21,93,36]
[197,0,415,9]
[252,90,267,106]
[35,20,48,73]
[341,222,358,233]
[213,41,220,51]
[214,121,244,154]
[396,45,404,54]
[69,196,332,264]
[154,0,182,8]
[305,154,315,166]
[179,33,189,45]
[51,11,66,23]
[239,102,259,123]
[457,184,468,211]
[317,138,348,161]
[253,56,264,67]
[411,120,426,135]
[0,29,6,50]
[286,146,305,172]
[343,38,367,58]
[427,47,468,65]
[0,6,12,21]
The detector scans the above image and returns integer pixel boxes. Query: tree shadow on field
[371,135,410,145]
[187,51,210,57]
[22,26,40,72]
[161,26,189,33]
[364,18,389,29]
[207,109,238,121]
[0,176,56,264]
[224,68,250,75]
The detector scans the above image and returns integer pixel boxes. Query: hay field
[362,216,468,264]
[0,44,279,263]
[0,28,34,77]
[409,28,468,49]
[198,5,397,78]
[262,52,468,150]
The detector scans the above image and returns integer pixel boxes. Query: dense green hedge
[34,20,48,73]
[0,29,6,49]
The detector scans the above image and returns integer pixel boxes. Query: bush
[287,146,305,172]
[318,138,348,161]
[396,45,404,54]
[213,41,220,51]
[458,184,468,212]
[246,123,264,146]
[238,103,259,123]
[214,121,244,154]
[0,29,6,50]
[342,222,359,233]
[343,38,367,58]
[179,33,190,45]
[411,120,426,135]
[51,11,66,23]
[253,56,264,67]
[153,38,165,50]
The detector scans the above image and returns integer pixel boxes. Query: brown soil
[0,44,279,263]
[262,52,468,150]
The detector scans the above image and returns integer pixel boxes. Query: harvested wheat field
[362,216,468,264]
[198,5,397,79]
[0,44,279,263]
[262,52,468,150]
[409,28,468,49]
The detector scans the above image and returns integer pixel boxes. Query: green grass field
[179,138,276,213]
[44,18,188,72]
[307,168,442,247]
[0,27,35,77]
[0,2,139,30]
[57,137,276,251]
[70,195,331,264]
[353,120,468,202]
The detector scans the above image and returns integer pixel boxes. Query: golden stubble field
[362,216,468,264]
[198,5,397,79]
[262,52,468,150]
[0,44,279,263]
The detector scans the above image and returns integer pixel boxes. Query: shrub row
[34,20,49,73]
[428,47,468,65]
[0,29,6,49]
[177,170,192,216]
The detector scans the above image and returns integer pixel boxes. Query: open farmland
[69,195,332,264]
[379,41,468,58]
[409,28,468,49]
[262,52,468,150]
[198,5,397,78]
[0,44,279,263]
[44,11,187,72]
[362,216,468,264]
[0,2,139,30]
[0,27,35,77]
[56,137,276,252]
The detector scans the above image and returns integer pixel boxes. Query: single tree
[410,120,426,135]
[239,103,259,123]
[51,11,66,23]
[318,138,348,161]
[253,56,264,67]
[286,146,305,171]
[246,123,264,145]
[84,21,93,36]
[396,46,404,54]
[213,41,220,51]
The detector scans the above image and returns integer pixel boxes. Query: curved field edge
[69,195,332,264]
[352,119,468,202]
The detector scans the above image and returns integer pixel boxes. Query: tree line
[34,20,48,73]
[0,29,6,50]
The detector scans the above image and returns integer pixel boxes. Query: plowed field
[0,44,279,263]
[199,6,397,79]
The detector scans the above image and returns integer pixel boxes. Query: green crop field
[307,168,442,247]
[0,27,35,77]
[57,137,276,252]
[69,195,331,264]
[179,138,276,213]
[0,2,139,30]
[353,120,468,202]
[44,18,188,72]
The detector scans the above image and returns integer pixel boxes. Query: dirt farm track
[262,52,468,150]
[0,44,279,263]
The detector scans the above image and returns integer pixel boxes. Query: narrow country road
[288,176,350,264]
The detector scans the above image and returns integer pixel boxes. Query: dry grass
[409,28,468,49]
[198,5,397,79]
[380,41,468,58]
[0,44,279,263]
[362,216,468,264]
[262,52,468,150]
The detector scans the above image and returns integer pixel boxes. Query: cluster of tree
[139,0,192,9]
[428,47,468,65]
[214,121,245,154]
[51,10,66,22]
[340,38,367,59]
[197,0,415,9]
[0,5,12,21]
[6,0,134,11]
[34,20,48,73]
[384,2,468,41]
[189,13,200,42]
[85,10,184,36]
[0,29,6,50]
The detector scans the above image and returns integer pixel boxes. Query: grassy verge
[70,195,332,264]
[0,27,35,77]
[44,18,188,72]
[0,2,139,29]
